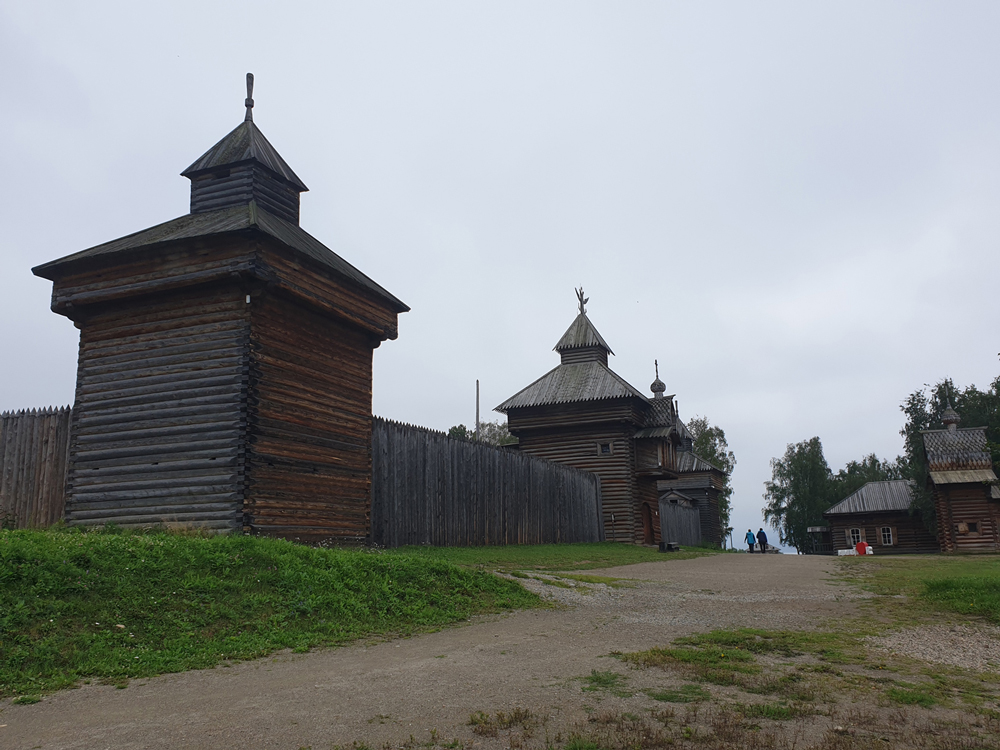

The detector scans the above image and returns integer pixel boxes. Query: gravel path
[867,623,1000,672]
[0,554,864,750]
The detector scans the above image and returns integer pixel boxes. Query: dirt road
[1,554,858,750]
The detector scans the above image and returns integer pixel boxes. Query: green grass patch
[886,684,937,707]
[924,576,1000,623]
[733,701,812,721]
[0,528,540,697]
[841,554,1000,625]
[557,573,631,588]
[387,541,714,572]
[581,669,633,697]
[645,684,709,703]
[621,644,757,673]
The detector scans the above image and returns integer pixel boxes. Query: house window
[880,527,893,546]
[849,528,862,546]
[600,443,611,455]
[968,522,979,534]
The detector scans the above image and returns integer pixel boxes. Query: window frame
[849,528,862,546]
[880,526,893,546]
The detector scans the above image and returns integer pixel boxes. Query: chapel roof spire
[180,74,308,223]
[553,288,614,356]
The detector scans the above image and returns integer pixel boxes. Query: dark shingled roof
[495,361,646,412]
[553,313,614,354]
[634,397,691,440]
[674,451,723,474]
[182,120,308,191]
[32,202,408,312]
[921,426,992,472]
[824,480,913,516]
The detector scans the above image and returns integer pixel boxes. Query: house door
[641,503,654,545]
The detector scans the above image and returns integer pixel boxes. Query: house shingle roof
[824,480,913,516]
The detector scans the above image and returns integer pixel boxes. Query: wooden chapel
[496,290,725,545]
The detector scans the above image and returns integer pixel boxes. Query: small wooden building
[496,291,725,545]
[32,76,408,543]
[922,406,1000,553]
[823,480,938,555]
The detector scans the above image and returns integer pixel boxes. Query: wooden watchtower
[33,75,408,543]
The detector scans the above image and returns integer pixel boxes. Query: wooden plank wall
[371,418,604,547]
[65,285,248,531]
[0,407,72,529]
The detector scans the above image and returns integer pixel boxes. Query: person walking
[756,527,768,554]
[745,529,756,553]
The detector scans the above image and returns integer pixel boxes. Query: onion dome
[650,360,666,399]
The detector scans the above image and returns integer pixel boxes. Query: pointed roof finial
[576,287,588,315]
[245,73,255,123]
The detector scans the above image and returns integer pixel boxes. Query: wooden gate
[657,497,701,547]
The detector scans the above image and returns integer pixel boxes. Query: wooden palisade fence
[0,409,605,547]
[0,407,72,529]
[371,417,604,547]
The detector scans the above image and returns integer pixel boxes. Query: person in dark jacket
[756,528,768,553]
[745,529,756,553]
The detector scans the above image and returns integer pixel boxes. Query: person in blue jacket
[745,529,756,553]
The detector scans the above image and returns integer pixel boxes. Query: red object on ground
[855,541,868,555]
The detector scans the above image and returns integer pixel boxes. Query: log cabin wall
[827,512,939,554]
[245,291,376,543]
[64,284,250,530]
[933,485,999,553]
[514,424,637,542]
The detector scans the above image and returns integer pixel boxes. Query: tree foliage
[447,420,518,446]
[762,438,834,552]
[686,416,736,531]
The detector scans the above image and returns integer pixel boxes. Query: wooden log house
[32,75,408,543]
[823,480,939,555]
[496,290,725,545]
[921,405,1000,552]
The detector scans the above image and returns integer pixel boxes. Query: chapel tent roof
[921,426,993,473]
[553,313,614,354]
[32,202,409,312]
[495,361,647,412]
[823,480,914,516]
[181,119,308,191]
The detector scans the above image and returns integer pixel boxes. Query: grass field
[842,553,1000,624]
[0,528,541,698]
[385,541,714,571]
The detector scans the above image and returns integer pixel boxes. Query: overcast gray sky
[3,1,998,544]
